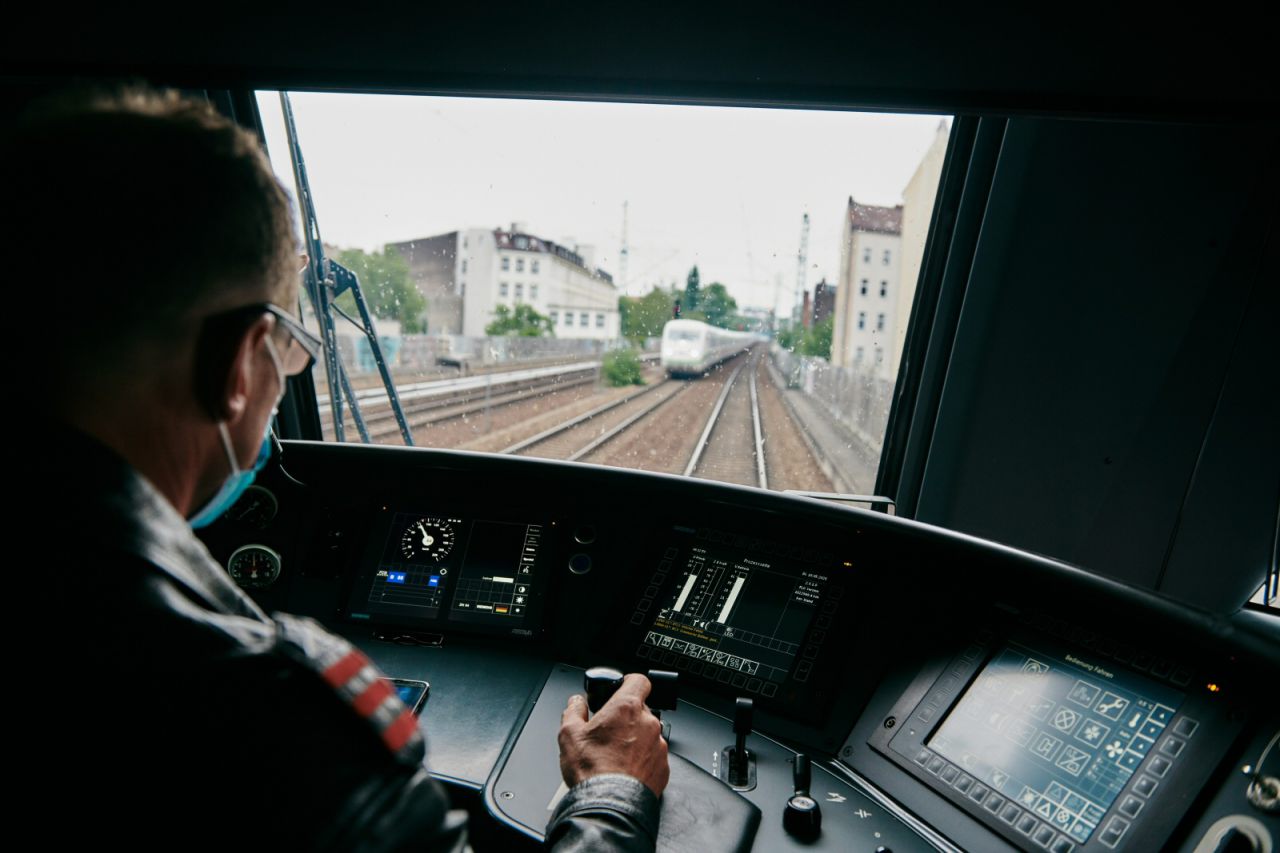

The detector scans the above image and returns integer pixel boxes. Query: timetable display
[927,642,1185,845]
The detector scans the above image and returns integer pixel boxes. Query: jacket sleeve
[545,775,660,852]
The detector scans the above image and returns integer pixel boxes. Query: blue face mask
[189,336,285,529]
[188,421,274,529]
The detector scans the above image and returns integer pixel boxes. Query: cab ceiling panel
[5,4,1276,118]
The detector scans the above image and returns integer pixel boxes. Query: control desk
[201,440,1280,852]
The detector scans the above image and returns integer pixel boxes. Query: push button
[1118,795,1143,818]
[1172,717,1199,738]
[1160,737,1185,757]
[1099,817,1129,848]
[1133,775,1159,797]
[1148,756,1172,777]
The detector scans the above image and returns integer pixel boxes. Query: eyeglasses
[203,302,323,377]
[261,304,323,376]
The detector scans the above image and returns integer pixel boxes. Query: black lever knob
[784,753,822,840]
[646,670,679,712]
[584,666,625,714]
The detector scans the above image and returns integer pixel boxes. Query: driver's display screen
[928,642,1185,845]
[349,511,542,630]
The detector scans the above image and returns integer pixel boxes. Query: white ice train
[660,319,756,376]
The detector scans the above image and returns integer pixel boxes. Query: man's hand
[558,673,670,797]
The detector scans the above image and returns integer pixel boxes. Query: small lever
[646,670,679,713]
[783,754,822,840]
[646,669,678,740]
[584,666,625,714]
[729,698,753,787]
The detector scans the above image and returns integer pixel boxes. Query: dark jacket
[33,425,658,851]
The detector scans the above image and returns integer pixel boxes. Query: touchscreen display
[641,544,829,696]
[928,642,1185,845]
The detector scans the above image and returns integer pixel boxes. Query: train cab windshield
[255,91,951,497]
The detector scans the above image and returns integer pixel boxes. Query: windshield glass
[257,92,950,496]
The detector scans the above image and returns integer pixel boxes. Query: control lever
[647,669,678,740]
[783,754,822,840]
[584,666,625,713]
[718,697,757,790]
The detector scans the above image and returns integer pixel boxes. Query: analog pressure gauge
[227,544,283,589]
[228,486,279,530]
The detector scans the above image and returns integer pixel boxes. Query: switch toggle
[783,753,822,840]
[718,697,757,790]
[646,669,678,740]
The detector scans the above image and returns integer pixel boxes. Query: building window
[532,260,540,274]
[531,285,539,300]
[515,283,523,299]
[516,258,524,272]
[859,278,868,296]
[855,346,864,362]
[596,313,604,328]
[565,313,573,326]
[499,282,509,297]
[883,249,891,265]
[461,259,467,273]
[862,247,871,263]
[857,311,866,330]
[580,312,589,326]
[551,311,559,324]
[879,280,888,297]
[875,347,884,364]
[876,313,885,331]
[501,256,510,271]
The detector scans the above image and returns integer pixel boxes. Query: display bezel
[868,628,1240,853]
[343,507,551,638]
[619,523,857,725]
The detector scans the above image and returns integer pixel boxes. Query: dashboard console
[197,440,1280,852]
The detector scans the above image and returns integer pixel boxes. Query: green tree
[485,303,554,337]
[776,315,834,359]
[699,282,738,329]
[800,315,834,359]
[620,286,679,342]
[684,266,701,312]
[601,348,646,386]
[335,247,426,333]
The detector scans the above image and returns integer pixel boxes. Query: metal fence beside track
[770,344,892,460]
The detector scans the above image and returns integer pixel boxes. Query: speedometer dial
[401,517,456,563]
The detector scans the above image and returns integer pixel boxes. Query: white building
[389,223,620,339]
[895,120,951,368]
[830,199,903,377]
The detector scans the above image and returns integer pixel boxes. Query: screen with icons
[927,642,1185,845]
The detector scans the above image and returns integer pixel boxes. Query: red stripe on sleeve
[381,710,420,753]
[352,678,395,717]
[322,651,368,688]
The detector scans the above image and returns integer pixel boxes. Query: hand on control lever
[559,672,671,797]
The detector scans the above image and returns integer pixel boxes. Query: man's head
[6,86,304,516]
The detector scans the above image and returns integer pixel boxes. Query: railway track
[432,346,825,493]
[502,378,690,460]
[683,351,768,489]
[321,365,600,441]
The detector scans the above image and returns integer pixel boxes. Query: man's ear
[193,315,273,422]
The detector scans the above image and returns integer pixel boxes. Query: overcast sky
[257,92,947,315]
